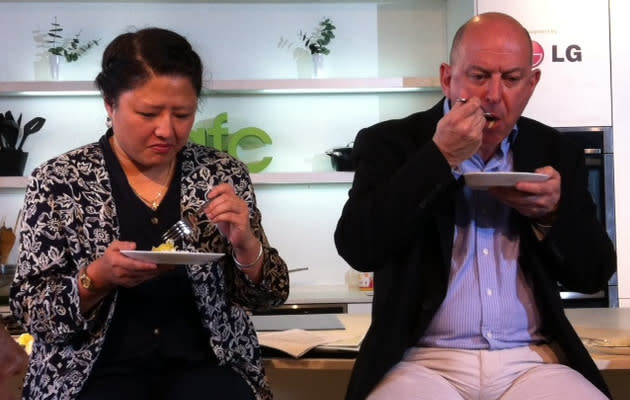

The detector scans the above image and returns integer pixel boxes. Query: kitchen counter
[286,284,372,305]
[565,307,630,370]
[264,309,630,400]
[266,309,630,371]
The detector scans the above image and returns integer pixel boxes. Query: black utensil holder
[0,150,28,176]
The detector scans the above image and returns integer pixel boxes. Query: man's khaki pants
[368,345,608,400]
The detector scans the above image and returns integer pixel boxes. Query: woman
[10,28,289,400]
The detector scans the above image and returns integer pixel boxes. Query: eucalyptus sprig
[299,17,336,55]
[47,17,100,62]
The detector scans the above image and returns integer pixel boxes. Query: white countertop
[565,307,630,330]
[565,308,630,370]
[266,309,630,371]
[286,285,373,305]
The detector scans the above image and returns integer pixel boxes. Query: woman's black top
[93,132,216,367]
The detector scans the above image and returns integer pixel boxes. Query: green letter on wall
[189,112,273,172]
[228,127,273,173]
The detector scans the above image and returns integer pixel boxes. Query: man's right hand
[432,97,486,167]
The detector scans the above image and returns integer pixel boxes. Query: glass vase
[312,53,326,78]
[49,54,61,80]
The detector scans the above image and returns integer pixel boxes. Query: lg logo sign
[532,41,545,67]
[531,40,582,67]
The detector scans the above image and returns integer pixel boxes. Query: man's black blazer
[335,99,616,400]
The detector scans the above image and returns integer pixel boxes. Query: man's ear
[440,63,452,97]
[528,68,541,92]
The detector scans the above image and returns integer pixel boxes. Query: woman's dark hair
[95,27,203,105]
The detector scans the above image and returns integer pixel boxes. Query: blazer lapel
[512,118,551,172]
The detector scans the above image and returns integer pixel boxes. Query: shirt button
[151,217,159,225]
[482,248,489,255]
[487,331,493,339]
[487,288,493,296]
[153,328,160,335]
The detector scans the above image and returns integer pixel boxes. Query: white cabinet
[477,0,612,127]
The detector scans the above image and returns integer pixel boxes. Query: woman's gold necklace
[132,185,165,211]
[110,135,175,211]
[130,159,175,211]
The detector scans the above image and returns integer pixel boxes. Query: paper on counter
[574,325,630,355]
[258,329,336,358]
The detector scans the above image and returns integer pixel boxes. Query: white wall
[0,1,446,288]
[477,0,611,127]
[476,0,622,306]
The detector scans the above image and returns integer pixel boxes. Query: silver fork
[161,198,212,243]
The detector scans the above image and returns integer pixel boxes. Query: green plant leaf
[299,17,335,55]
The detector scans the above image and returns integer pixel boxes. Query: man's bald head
[450,12,533,66]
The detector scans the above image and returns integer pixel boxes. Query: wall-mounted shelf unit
[0,0,416,4]
[206,77,440,95]
[251,171,353,185]
[0,77,440,97]
[0,177,30,189]
[0,172,353,189]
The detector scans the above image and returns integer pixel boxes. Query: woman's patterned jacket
[10,139,290,400]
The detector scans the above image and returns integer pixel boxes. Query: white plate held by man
[463,172,549,190]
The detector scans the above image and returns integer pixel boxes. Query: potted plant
[0,111,46,176]
[46,17,100,79]
[299,17,336,78]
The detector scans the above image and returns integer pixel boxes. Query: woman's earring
[106,116,112,128]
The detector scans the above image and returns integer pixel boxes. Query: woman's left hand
[203,183,259,254]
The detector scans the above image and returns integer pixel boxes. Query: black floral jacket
[10,140,289,400]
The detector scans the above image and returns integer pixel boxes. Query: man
[335,12,615,400]
[0,320,28,400]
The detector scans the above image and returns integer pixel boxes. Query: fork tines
[161,220,191,243]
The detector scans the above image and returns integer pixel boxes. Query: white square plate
[120,250,225,265]
[463,172,549,190]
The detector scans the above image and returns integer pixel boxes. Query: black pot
[325,146,354,171]
[0,149,28,176]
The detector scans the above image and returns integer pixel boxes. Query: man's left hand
[488,166,560,222]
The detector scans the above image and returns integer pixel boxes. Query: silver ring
[456,97,467,103]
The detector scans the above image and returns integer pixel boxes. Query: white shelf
[0,77,440,97]
[0,81,98,96]
[251,171,353,184]
[0,176,29,189]
[0,0,403,3]
[0,173,352,189]
[206,77,440,94]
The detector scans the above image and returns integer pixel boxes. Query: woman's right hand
[89,240,167,289]
[78,241,172,313]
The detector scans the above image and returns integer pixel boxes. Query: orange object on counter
[0,224,16,265]
[358,272,373,292]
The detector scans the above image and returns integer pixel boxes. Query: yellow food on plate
[17,333,34,355]
[151,239,177,252]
